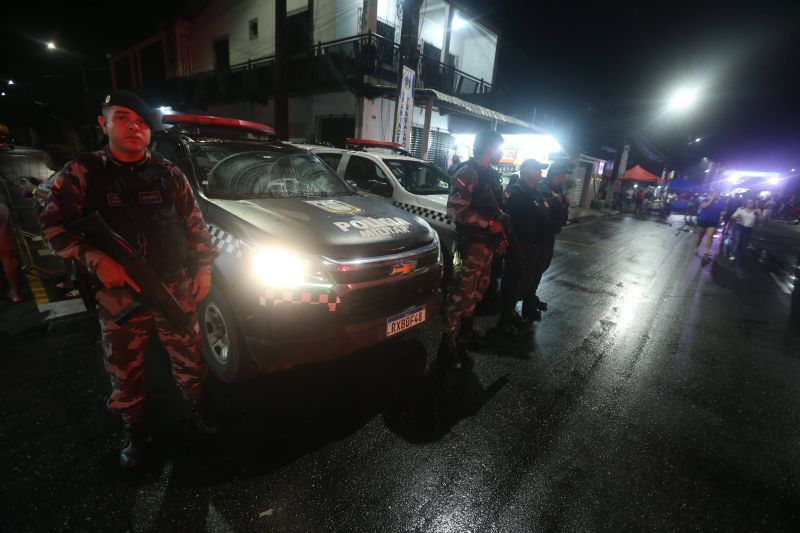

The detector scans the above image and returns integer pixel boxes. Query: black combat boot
[497,309,524,336]
[436,332,472,370]
[188,393,221,435]
[458,316,490,349]
[119,409,148,469]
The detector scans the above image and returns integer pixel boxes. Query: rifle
[67,211,193,333]
[485,186,520,254]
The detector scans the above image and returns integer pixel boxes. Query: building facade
[110,0,547,167]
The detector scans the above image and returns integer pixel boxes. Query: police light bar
[163,114,276,135]
[345,138,411,156]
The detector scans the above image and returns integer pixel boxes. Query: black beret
[101,90,161,131]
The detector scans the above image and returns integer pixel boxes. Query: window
[344,156,393,197]
[213,37,229,71]
[153,139,195,186]
[249,18,259,40]
[195,145,351,199]
[316,153,343,173]
[385,160,450,196]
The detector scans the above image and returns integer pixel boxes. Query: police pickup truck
[292,139,458,279]
[151,116,442,382]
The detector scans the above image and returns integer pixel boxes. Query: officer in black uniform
[497,159,550,333]
[531,160,574,314]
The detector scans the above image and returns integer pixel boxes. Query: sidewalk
[567,206,619,226]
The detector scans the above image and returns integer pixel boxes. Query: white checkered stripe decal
[207,224,242,258]
[393,201,453,226]
[259,289,341,312]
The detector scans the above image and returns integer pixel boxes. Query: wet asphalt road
[3,214,800,532]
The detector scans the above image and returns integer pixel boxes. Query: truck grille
[336,270,440,322]
[324,242,440,285]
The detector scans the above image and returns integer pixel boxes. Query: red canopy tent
[618,165,660,182]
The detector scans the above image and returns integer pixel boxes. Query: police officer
[40,91,219,468]
[497,159,550,333]
[531,160,573,314]
[438,130,505,369]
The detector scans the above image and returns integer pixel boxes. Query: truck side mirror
[368,180,393,198]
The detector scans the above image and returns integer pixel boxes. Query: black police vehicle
[151,115,442,382]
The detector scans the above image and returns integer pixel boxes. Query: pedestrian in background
[762,196,775,225]
[0,186,22,302]
[497,159,550,334]
[634,187,645,214]
[728,198,760,261]
[40,91,220,468]
[685,194,699,224]
[530,161,574,315]
[447,154,462,176]
[694,189,725,258]
[437,130,505,370]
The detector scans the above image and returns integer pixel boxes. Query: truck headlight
[248,246,333,289]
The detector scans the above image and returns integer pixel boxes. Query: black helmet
[473,130,504,156]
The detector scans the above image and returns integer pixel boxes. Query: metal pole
[420,97,433,160]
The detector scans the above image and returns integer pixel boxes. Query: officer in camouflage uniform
[40,91,219,468]
[438,130,506,369]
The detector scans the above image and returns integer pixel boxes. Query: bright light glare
[1,92,5,97]
[46,41,56,50]
[669,88,699,110]
[766,177,781,185]
[724,169,781,180]
[7,80,13,86]
[252,249,307,287]
[695,137,702,142]
[452,133,562,165]
[452,14,467,30]
[159,106,174,114]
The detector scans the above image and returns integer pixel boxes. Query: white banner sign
[393,65,416,150]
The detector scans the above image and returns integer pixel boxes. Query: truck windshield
[193,144,352,198]
[385,160,450,195]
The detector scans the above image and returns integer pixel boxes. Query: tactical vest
[78,151,190,278]
[453,160,504,240]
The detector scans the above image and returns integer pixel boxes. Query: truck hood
[209,195,436,261]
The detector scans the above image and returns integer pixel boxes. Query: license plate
[386,305,426,337]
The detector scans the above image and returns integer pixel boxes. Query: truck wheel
[198,286,257,383]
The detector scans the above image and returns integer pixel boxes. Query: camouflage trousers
[442,239,495,334]
[96,273,207,424]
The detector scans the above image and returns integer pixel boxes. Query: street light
[46,41,56,50]
[668,87,699,111]
[7,80,14,86]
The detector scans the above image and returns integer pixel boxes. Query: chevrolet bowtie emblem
[390,261,417,276]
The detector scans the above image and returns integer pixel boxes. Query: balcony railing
[178,33,492,102]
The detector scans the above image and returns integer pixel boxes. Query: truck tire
[198,286,258,383]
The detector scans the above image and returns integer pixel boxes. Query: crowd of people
[688,189,789,261]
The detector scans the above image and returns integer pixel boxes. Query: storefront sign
[394,66,416,151]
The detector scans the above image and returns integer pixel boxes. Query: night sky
[2,0,799,172]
